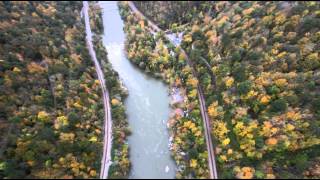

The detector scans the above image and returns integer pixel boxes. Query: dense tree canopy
[120,1,320,179]
[0,1,128,179]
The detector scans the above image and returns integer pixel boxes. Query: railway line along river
[99,1,176,179]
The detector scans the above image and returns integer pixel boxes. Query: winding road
[127,2,218,179]
[83,2,112,179]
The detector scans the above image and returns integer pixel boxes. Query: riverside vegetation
[88,3,130,178]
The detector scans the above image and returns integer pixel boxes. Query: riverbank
[119,2,211,178]
[86,2,131,178]
[121,1,320,179]
[99,1,176,179]
[0,2,104,178]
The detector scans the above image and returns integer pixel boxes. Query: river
[99,1,176,179]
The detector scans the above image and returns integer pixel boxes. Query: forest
[0,1,129,179]
[119,1,320,179]
[0,1,319,179]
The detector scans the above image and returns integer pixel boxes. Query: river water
[99,1,176,179]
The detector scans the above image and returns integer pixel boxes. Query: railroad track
[127,1,218,179]
[83,2,112,179]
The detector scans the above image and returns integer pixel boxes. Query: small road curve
[83,1,112,179]
[127,2,218,179]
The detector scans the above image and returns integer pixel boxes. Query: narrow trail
[127,1,218,179]
[83,2,112,179]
